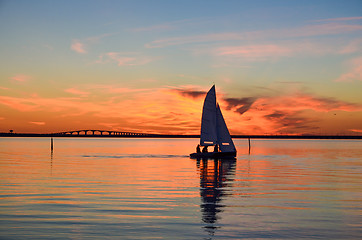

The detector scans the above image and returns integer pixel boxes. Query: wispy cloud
[146,32,244,48]
[257,93,361,113]
[313,16,362,22]
[145,22,362,48]
[65,88,90,96]
[131,23,174,32]
[131,18,213,32]
[29,121,45,125]
[96,52,158,66]
[11,74,31,82]
[71,33,114,54]
[349,128,362,133]
[336,57,362,82]
[338,39,362,54]
[215,44,292,61]
[71,40,87,54]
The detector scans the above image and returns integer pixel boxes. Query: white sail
[216,104,236,152]
[200,85,217,146]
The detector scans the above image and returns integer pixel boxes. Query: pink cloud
[71,33,115,54]
[145,32,244,48]
[338,39,362,54]
[231,92,362,134]
[11,74,31,82]
[336,57,362,82]
[146,22,362,48]
[97,52,158,66]
[216,44,292,60]
[71,39,87,54]
[256,93,361,113]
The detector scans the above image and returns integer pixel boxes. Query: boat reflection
[196,158,236,237]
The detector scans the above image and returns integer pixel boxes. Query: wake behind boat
[190,85,237,159]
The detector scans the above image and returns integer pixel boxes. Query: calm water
[0,138,361,239]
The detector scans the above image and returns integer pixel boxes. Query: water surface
[0,138,361,239]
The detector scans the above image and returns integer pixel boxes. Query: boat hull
[190,151,236,159]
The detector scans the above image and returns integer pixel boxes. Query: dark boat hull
[190,151,236,159]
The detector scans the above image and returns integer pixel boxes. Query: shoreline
[0,132,361,139]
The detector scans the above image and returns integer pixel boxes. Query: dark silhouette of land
[0,130,361,139]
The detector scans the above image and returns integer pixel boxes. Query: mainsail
[200,85,236,153]
[200,85,217,146]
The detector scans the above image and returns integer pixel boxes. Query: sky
[0,0,361,135]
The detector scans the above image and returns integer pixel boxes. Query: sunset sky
[0,0,361,135]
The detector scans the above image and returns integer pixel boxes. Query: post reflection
[196,158,236,237]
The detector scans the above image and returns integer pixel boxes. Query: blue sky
[0,0,361,134]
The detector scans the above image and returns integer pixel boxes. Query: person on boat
[214,144,219,152]
[202,146,208,153]
[196,144,201,153]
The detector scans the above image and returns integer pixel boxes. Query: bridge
[53,129,152,137]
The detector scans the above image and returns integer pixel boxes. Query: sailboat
[190,85,237,159]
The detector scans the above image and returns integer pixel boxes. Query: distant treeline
[0,132,361,139]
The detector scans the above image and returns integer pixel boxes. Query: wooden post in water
[51,137,54,151]
[248,137,251,154]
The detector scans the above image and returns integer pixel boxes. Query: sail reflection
[197,158,236,236]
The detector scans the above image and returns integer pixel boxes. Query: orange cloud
[0,86,202,134]
[349,129,362,133]
[174,87,362,135]
[29,121,45,125]
[226,92,362,135]
[1,85,361,135]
